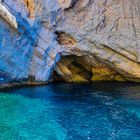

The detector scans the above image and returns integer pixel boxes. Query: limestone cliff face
[0,0,140,86]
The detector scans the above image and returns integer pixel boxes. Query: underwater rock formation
[0,0,140,86]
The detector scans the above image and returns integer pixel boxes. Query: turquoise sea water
[0,82,140,140]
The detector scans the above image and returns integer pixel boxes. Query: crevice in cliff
[53,55,92,83]
[53,54,126,83]
[55,31,77,45]
[24,0,35,18]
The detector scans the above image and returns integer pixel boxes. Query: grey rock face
[0,0,140,86]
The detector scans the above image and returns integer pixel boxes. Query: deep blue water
[0,82,140,140]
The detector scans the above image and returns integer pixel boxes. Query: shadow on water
[1,82,140,100]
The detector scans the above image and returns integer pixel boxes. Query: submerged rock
[0,0,140,86]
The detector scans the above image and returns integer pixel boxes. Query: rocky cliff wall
[0,0,140,87]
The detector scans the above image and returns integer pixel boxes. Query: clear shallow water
[0,83,140,140]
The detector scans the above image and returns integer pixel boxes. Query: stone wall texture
[0,0,140,86]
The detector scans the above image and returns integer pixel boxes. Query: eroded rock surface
[0,0,140,86]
